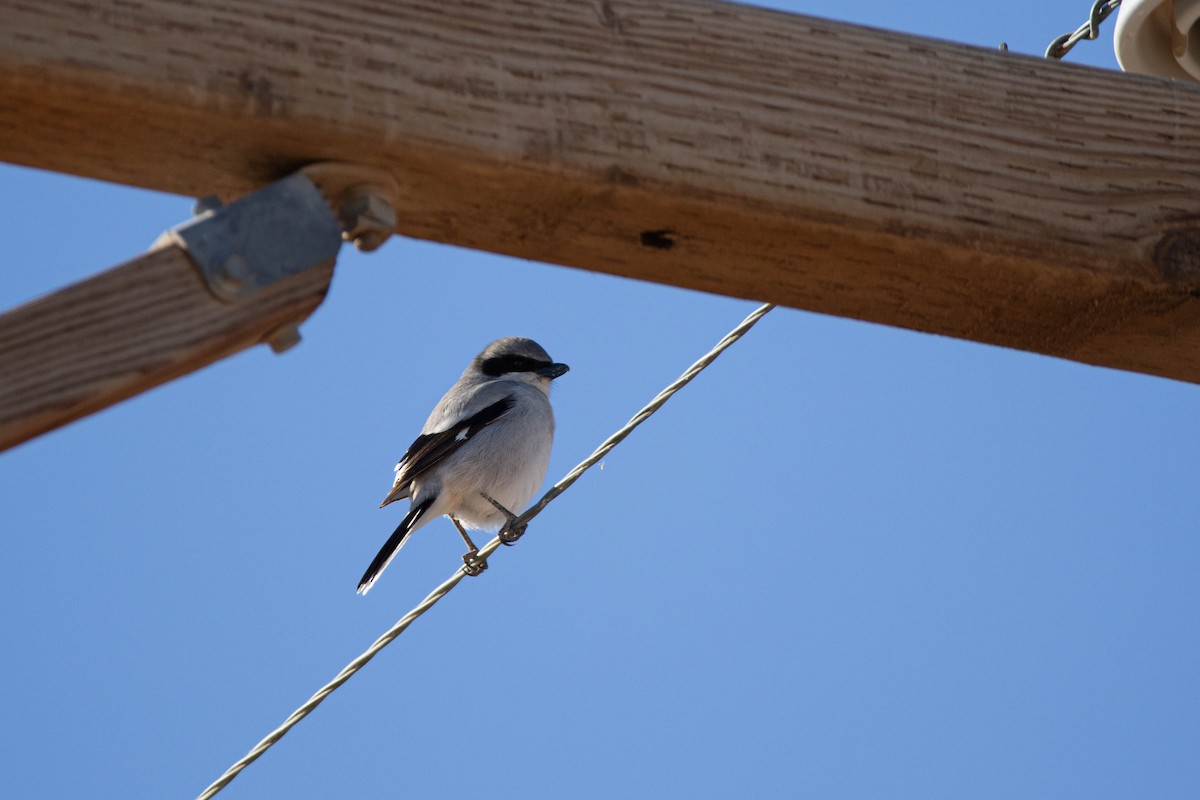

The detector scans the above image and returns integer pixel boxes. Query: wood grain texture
[4,0,1200,381]
[0,245,333,451]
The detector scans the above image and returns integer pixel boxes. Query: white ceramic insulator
[1115,0,1200,81]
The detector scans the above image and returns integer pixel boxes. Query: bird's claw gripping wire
[461,550,488,576]
[450,516,488,576]
[481,492,526,545]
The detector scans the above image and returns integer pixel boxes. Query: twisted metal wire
[196,570,467,799]
[514,301,777,530]
[196,301,776,799]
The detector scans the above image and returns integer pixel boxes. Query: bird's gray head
[471,337,569,390]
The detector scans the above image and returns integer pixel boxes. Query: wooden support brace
[0,165,395,453]
[4,1,1200,383]
[0,244,334,452]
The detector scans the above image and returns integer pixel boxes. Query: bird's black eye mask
[479,354,551,376]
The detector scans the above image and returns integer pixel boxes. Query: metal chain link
[1045,0,1122,59]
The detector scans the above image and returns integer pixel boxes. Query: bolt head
[213,254,250,298]
[337,186,397,252]
[193,195,223,216]
[266,323,302,354]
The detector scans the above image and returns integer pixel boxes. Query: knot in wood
[1154,229,1200,287]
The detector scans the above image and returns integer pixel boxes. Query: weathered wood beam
[4,0,1200,382]
[0,245,334,452]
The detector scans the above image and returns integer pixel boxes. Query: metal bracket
[162,172,344,303]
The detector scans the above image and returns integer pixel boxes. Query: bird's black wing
[379,395,516,507]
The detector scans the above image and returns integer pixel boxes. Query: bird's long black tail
[357,497,434,595]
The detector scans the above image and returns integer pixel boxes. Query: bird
[357,337,569,594]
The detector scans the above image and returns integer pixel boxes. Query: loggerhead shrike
[357,337,569,594]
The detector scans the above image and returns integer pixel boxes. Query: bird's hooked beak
[537,362,570,379]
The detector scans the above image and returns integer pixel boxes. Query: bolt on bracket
[301,162,401,252]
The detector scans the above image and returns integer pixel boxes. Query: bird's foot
[498,525,526,546]
[461,550,488,577]
[481,492,527,546]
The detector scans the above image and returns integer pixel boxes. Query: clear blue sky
[2,2,1197,798]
